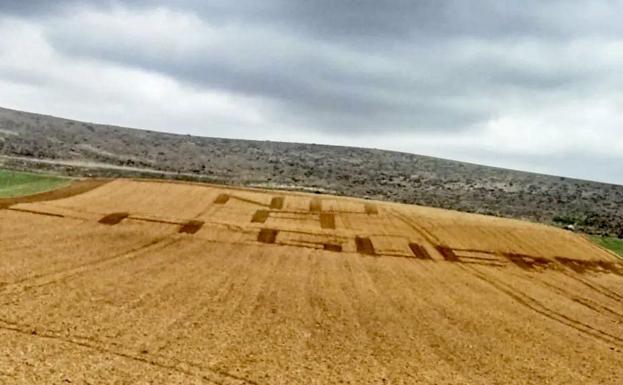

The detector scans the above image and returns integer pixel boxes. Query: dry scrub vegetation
[2,106,623,237]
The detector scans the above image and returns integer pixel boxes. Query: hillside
[0,106,621,237]
[1,178,622,384]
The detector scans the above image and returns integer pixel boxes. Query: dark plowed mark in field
[455,252,507,267]
[355,236,375,255]
[258,229,278,244]
[179,220,204,234]
[129,216,180,225]
[7,208,64,218]
[555,257,622,275]
[252,210,269,223]
[270,197,284,210]
[229,195,271,207]
[309,197,322,212]
[505,253,553,270]
[364,203,378,215]
[409,243,432,259]
[98,212,129,225]
[214,194,229,204]
[535,279,623,319]
[436,246,459,262]
[320,213,336,229]
[324,243,343,252]
[561,271,623,302]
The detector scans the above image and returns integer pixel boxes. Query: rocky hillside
[1,106,621,237]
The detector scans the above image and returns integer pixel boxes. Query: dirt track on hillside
[0,179,622,384]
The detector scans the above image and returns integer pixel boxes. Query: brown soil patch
[364,203,378,214]
[98,212,130,225]
[309,197,322,212]
[323,243,343,252]
[179,220,204,234]
[355,236,375,255]
[251,210,270,223]
[270,197,284,209]
[258,228,278,244]
[0,179,109,209]
[214,194,229,204]
[505,253,553,270]
[319,213,336,229]
[409,243,432,259]
[555,257,622,275]
[436,246,459,262]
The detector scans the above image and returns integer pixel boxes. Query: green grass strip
[0,169,71,198]
[591,235,623,260]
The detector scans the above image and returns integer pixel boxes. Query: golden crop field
[1,179,622,384]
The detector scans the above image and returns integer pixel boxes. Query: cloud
[11,0,621,39]
[42,6,491,132]
[0,16,280,138]
[0,1,622,183]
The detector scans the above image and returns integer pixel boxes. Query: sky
[0,1,622,184]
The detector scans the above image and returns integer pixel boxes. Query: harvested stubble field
[0,179,622,384]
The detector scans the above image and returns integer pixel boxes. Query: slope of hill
[0,106,622,236]
[1,178,622,384]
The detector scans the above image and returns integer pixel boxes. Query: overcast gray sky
[0,1,622,184]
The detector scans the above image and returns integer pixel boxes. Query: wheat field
[0,179,621,384]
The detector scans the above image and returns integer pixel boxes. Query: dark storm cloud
[279,0,623,40]
[35,0,621,133]
[46,23,491,132]
[0,0,60,15]
[8,0,622,38]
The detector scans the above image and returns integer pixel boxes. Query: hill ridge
[0,106,622,237]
